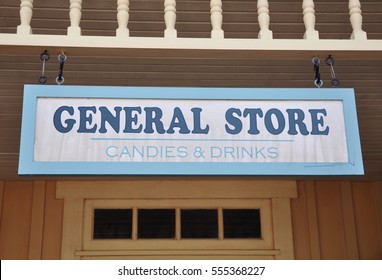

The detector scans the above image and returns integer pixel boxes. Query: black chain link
[312,57,323,88]
[56,52,67,85]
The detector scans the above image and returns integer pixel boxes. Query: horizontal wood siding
[0,1,382,180]
[0,179,381,259]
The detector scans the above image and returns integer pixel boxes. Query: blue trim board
[21,84,351,100]
[18,85,364,176]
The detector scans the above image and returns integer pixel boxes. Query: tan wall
[0,180,381,260]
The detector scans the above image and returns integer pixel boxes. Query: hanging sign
[19,85,363,175]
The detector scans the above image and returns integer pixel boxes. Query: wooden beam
[272,198,295,260]
[60,198,83,260]
[57,180,297,199]
[0,34,382,60]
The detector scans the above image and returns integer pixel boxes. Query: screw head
[39,76,47,84]
[325,55,335,66]
[40,50,50,62]
[331,79,341,87]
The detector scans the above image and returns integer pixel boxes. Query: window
[223,209,261,238]
[181,209,218,238]
[83,198,274,256]
[92,207,262,240]
[93,209,132,239]
[138,209,176,239]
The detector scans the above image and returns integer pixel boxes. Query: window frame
[57,179,297,259]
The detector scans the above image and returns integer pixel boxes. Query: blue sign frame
[18,85,364,176]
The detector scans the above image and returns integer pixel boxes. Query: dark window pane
[93,209,132,239]
[223,209,261,238]
[181,209,218,239]
[138,209,176,239]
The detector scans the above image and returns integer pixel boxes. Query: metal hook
[312,57,322,88]
[325,55,335,66]
[56,51,67,85]
[325,54,340,88]
[314,79,323,88]
[58,51,67,63]
[39,50,50,85]
[312,57,320,66]
[55,76,65,85]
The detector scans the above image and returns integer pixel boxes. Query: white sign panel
[34,98,348,163]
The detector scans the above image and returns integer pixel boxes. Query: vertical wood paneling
[28,181,45,260]
[41,181,63,260]
[372,181,382,255]
[305,181,321,259]
[0,181,4,224]
[292,180,382,260]
[315,181,347,259]
[28,181,46,259]
[0,179,380,260]
[340,181,359,259]
[352,182,382,259]
[291,181,312,259]
[0,181,33,259]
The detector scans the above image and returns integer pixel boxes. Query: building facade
[0,0,381,259]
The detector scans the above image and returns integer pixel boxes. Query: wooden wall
[291,180,382,259]
[0,181,63,259]
[0,180,381,260]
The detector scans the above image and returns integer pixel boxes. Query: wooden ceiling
[0,0,381,180]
